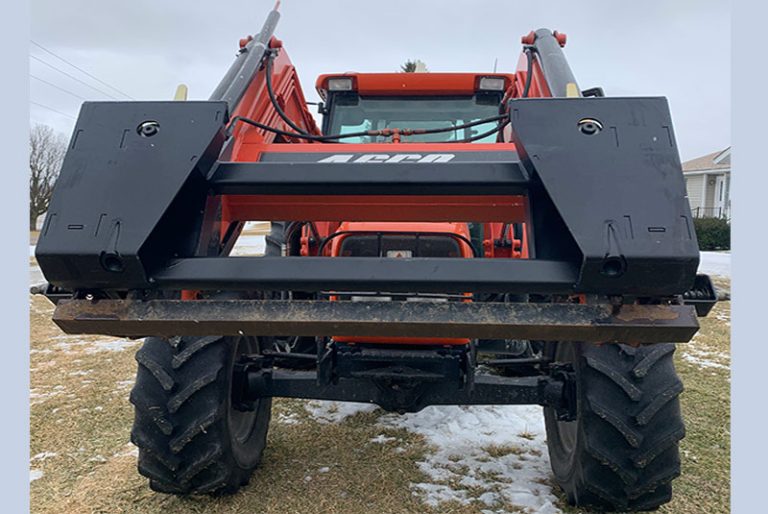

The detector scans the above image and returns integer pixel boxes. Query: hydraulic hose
[522,46,535,98]
[227,112,509,143]
[264,50,311,136]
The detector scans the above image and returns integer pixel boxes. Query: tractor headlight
[478,76,506,91]
[327,77,354,91]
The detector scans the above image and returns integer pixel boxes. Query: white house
[682,147,730,219]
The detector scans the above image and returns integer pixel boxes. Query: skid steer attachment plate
[35,101,228,290]
[509,97,699,295]
[52,299,699,343]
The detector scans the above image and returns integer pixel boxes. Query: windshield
[325,94,502,143]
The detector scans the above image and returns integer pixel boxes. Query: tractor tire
[265,221,286,257]
[130,335,271,495]
[543,342,685,511]
[264,221,316,358]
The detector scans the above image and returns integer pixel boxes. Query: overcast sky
[30,0,730,161]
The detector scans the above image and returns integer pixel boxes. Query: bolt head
[137,120,160,137]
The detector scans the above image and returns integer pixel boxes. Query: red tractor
[35,3,716,510]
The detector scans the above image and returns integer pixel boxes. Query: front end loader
[33,3,717,510]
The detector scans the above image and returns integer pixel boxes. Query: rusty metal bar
[52,299,699,343]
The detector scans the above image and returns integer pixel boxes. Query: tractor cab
[315,73,516,143]
[311,72,526,263]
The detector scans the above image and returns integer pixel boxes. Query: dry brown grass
[30,280,731,514]
[482,444,525,459]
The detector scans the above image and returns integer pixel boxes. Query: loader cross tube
[209,160,529,195]
[152,257,581,294]
[51,299,699,343]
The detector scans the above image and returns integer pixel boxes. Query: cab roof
[315,72,516,100]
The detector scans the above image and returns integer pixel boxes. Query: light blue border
[0,0,30,511]
[7,1,749,512]
[732,0,763,512]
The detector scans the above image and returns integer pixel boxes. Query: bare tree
[29,124,67,231]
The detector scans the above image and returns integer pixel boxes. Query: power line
[30,101,76,120]
[31,40,134,99]
[30,55,120,100]
[31,74,87,100]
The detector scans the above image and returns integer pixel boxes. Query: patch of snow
[84,339,140,353]
[53,335,85,343]
[115,379,135,390]
[51,340,91,352]
[276,412,300,425]
[478,491,500,506]
[698,251,731,278]
[30,270,45,287]
[231,235,266,256]
[30,388,65,405]
[715,312,730,323]
[304,400,379,423]
[412,482,467,504]
[52,334,85,341]
[682,351,730,370]
[112,443,139,459]
[379,405,560,513]
[30,469,43,483]
[680,338,731,369]
[31,452,57,462]
[51,336,139,354]
[68,370,92,377]
[681,342,730,371]
[318,466,330,473]
[370,434,397,444]
[88,455,108,463]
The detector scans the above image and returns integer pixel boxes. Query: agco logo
[317,154,455,163]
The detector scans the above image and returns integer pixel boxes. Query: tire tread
[545,342,685,511]
[130,336,270,495]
